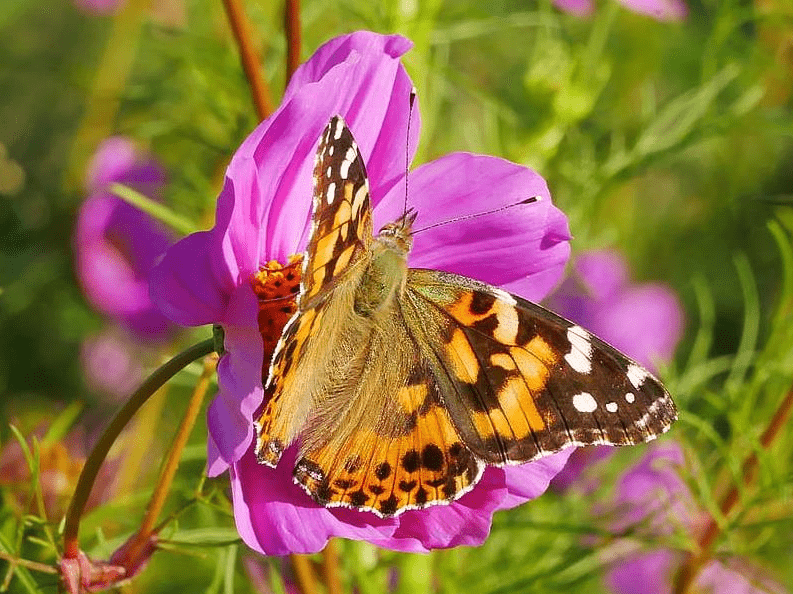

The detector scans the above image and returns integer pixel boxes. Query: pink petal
[205,285,263,472]
[499,449,574,508]
[151,32,417,328]
[374,152,571,302]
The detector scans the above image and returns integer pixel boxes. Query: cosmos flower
[553,0,687,21]
[604,443,786,594]
[151,31,573,554]
[74,137,174,341]
[548,250,684,491]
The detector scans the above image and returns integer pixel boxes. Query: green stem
[110,183,197,236]
[63,339,215,559]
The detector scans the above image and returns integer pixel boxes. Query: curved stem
[63,339,215,559]
[222,0,273,120]
[113,354,217,569]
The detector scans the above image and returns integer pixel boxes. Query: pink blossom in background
[75,137,175,341]
[80,328,146,402]
[548,249,684,491]
[553,0,687,21]
[151,31,574,555]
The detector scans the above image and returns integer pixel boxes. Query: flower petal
[205,285,263,471]
[553,0,595,17]
[374,152,571,302]
[499,450,573,508]
[615,0,687,21]
[230,446,399,556]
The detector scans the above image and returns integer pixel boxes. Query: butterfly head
[376,208,417,255]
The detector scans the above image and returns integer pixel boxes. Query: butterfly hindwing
[404,268,676,465]
[293,358,483,517]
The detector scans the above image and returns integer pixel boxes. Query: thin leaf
[0,533,39,594]
[110,182,197,236]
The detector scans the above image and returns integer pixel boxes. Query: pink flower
[74,137,175,340]
[548,250,684,491]
[151,31,572,554]
[80,328,146,402]
[554,0,687,21]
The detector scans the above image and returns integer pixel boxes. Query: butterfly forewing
[255,116,374,466]
[405,269,677,465]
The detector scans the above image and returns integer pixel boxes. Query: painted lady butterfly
[254,115,676,517]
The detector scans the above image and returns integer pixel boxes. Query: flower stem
[673,388,793,594]
[63,339,215,559]
[222,0,273,121]
[291,554,318,594]
[321,541,343,594]
[112,354,217,568]
[284,0,301,83]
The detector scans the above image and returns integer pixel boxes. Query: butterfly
[254,115,677,518]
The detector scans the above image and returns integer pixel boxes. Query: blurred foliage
[2,0,793,592]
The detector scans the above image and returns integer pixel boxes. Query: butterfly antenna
[412,195,542,235]
[403,88,417,218]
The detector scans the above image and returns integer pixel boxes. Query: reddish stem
[222,0,273,120]
[284,0,301,83]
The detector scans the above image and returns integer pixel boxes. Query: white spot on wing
[565,325,592,374]
[326,165,332,178]
[625,392,635,403]
[627,364,649,389]
[334,118,344,139]
[326,182,336,204]
[606,402,618,413]
[328,144,334,156]
[340,146,356,179]
[572,392,597,413]
[490,287,517,306]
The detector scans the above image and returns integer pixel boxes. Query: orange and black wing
[404,269,677,466]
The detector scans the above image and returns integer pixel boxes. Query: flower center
[251,255,303,382]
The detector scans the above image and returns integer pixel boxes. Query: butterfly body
[254,115,676,517]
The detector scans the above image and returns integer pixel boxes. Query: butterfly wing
[255,116,374,466]
[403,268,677,465]
[292,346,484,518]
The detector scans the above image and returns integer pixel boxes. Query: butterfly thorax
[353,210,417,318]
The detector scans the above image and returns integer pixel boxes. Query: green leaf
[0,533,39,594]
[110,183,198,236]
[159,528,242,548]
